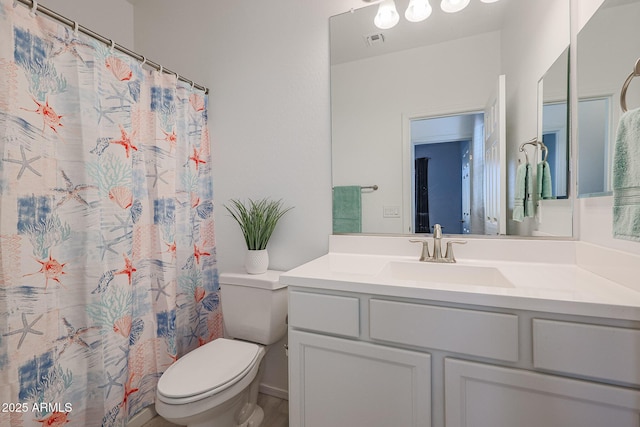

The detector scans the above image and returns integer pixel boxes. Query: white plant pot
[245,249,269,274]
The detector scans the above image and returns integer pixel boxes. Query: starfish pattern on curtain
[0,1,223,426]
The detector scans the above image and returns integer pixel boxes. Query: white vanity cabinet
[288,291,431,427]
[287,288,640,427]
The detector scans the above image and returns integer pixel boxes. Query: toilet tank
[219,270,287,345]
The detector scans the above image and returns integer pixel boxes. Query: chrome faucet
[432,224,444,262]
[410,224,467,263]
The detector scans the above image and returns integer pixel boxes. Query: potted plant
[225,197,293,274]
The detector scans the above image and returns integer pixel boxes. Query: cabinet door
[445,358,640,427]
[289,329,431,427]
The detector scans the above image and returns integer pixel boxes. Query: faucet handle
[444,240,467,263]
[409,239,431,261]
[432,224,442,239]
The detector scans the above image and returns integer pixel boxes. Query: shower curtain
[0,1,223,426]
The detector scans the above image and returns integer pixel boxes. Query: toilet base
[161,391,266,427]
[238,405,263,427]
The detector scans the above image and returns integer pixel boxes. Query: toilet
[155,270,287,427]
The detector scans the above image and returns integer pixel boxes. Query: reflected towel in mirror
[537,161,553,200]
[613,107,640,241]
[513,163,534,222]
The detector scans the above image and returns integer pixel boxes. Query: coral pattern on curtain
[0,1,222,426]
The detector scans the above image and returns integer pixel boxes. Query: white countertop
[281,251,640,322]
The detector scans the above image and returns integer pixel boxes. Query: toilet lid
[157,338,261,400]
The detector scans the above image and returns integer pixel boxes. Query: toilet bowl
[155,270,287,427]
[156,338,266,427]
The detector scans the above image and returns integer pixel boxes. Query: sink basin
[381,261,514,288]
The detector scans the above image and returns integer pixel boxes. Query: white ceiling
[331,0,510,65]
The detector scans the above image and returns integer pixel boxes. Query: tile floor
[141,393,288,427]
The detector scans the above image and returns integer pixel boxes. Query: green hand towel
[613,107,640,241]
[333,186,362,233]
[537,160,553,199]
[513,163,527,222]
[524,163,535,218]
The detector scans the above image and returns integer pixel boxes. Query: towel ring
[519,145,530,164]
[539,141,549,163]
[519,137,538,164]
[620,58,640,112]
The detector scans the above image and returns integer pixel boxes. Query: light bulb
[440,0,470,13]
[374,0,400,30]
[405,0,432,23]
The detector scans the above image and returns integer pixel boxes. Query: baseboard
[126,405,157,427]
[259,383,289,400]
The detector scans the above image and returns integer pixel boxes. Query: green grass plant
[225,198,293,250]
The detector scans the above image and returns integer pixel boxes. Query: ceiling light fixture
[371,0,497,30]
[405,0,433,23]
[440,0,471,13]
[374,0,400,29]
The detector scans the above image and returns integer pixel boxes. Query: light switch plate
[383,206,400,218]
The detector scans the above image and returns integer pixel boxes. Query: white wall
[39,0,134,49]
[332,32,501,233]
[133,0,361,275]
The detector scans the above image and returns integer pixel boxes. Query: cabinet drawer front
[370,299,518,361]
[533,319,640,386]
[289,291,360,337]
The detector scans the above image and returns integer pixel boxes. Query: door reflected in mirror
[410,112,484,235]
[578,97,610,196]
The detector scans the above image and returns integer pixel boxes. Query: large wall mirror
[577,0,640,198]
[331,0,572,237]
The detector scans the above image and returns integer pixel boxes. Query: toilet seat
[157,338,261,404]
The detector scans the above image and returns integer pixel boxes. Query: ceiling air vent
[364,33,385,47]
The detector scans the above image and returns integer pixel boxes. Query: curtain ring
[29,0,38,17]
[190,80,195,90]
[73,21,79,36]
[159,65,163,75]
[175,72,180,84]
[13,1,18,8]
[109,39,115,53]
[140,56,147,67]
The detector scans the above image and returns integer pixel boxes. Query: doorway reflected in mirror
[410,113,484,235]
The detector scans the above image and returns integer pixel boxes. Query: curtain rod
[14,0,209,94]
